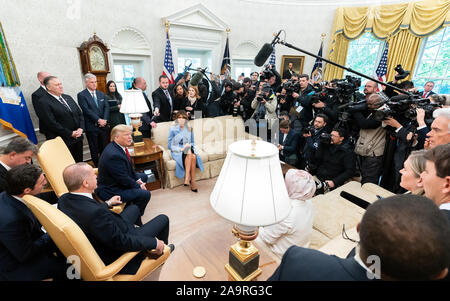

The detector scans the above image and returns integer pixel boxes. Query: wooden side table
[159,218,278,281]
[130,138,165,190]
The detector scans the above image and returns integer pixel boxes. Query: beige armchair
[22,195,171,281]
[37,137,124,214]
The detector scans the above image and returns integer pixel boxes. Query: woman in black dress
[172,83,189,120]
[105,80,125,128]
[186,85,204,119]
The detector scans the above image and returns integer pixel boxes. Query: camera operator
[262,64,282,93]
[349,94,387,184]
[311,83,340,130]
[251,82,278,141]
[310,127,356,192]
[383,64,413,98]
[291,74,315,128]
[218,80,235,116]
[279,111,302,135]
[230,83,248,119]
[300,114,329,171]
[278,120,300,165]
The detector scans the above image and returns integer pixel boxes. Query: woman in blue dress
[168,110,204,192]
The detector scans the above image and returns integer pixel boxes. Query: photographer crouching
[300,113,329,171]
[309,128,356,194]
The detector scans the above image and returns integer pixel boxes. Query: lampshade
[120,90,149,114]
[210,140,292,227]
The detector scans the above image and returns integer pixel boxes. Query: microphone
[340,191,371,209]
[338,99,367,110]
[190,71,204,86]
[254,30,282,67]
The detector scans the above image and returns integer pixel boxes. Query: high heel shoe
[191,188,198,193]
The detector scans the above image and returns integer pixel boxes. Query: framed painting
[280,55,305,79]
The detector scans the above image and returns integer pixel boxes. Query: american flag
[163,32,175,84]
[375,42,389,92]
[269,47,276,67]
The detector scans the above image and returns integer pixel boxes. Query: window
[232,59,257,79]
[113,64,136,96]
[344,32,385,82]
[177,49,211,75]
[413,27,450,94]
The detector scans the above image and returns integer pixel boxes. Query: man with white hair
[77,73,110,167]
[425,107,450,149]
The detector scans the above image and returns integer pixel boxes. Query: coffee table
[130,138,165,189]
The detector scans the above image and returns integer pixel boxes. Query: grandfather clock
[78,34,110,93]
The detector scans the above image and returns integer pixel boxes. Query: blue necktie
[92,92,98,108]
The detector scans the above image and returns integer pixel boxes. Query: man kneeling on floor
[58,163,174,275]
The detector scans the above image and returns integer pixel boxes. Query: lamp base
[132,130,145,147]
[226,241,261,280]
[225,264,262,281]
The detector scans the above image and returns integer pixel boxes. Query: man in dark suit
[0,137,37,193]
[0,164,67,280]
[31,71,51,136]
[58,162,173,275]
[278,120,299,166]
[152,75,174,123]
[132,77,156,138]
[282,62,295,80]
[77,73,109,167]
[95,125,150,222]
[269,194,450,281]
[419,81,436,98]
[422,144,450,219]
[38,76,85,162]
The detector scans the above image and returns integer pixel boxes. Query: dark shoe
[168,244,175,253]
[191,188,198,193]
[184,184,189,186]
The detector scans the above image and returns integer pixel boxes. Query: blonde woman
[186,85,204,119]
[399,150,427,195]
[168,110,204,192]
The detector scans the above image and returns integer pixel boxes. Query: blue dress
[168,124,204,179]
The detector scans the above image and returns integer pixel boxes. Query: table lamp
[120,90,149,147]
[210,140,292,280]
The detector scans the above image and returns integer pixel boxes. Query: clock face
[89,45,106,71]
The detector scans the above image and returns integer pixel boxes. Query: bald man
[131,77,156,138]
[31,71,51,136]
[58,163,173,275]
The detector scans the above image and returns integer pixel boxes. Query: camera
[257,83,272,102]
[315,178,330,193]
[394,64,410,81]
[259,64,275,81]
[283,80,301,96]
[301,125,315,135]
[319,132,332,144]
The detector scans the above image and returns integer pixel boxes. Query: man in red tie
[420,81,436,98]
[95,125,150,223]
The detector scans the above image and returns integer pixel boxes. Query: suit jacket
[268,246,371,281]
[31,86,49,135]
[152,86,174,122]
[135,90,154,132]
[77,89,109,133]
[419,90,436,98]
[38,93,85,145]
[58,193,156,274]
[0,192,55,280]
[0,164,7,193]
[442,209,450,222]
[282,69,294,80]
[279,130,299,158]
[96,142,142,197]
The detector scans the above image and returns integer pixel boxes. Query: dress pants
[357,155,384,185]
[86,129,107,167]
[68,140,84,163]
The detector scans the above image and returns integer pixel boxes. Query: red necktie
[423,92,427,98]
[125,148,131,162]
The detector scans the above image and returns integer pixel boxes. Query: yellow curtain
[324,0,450,81]
[386,30,423,81]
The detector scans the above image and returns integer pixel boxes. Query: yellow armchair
[37,137,124,214]
[22,195,171,281]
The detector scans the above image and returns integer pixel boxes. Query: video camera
[394,64,410,81]
[374,95,441,123]
[283,79,301,96]
[259,64,275,82]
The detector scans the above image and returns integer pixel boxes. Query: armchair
[22,194,171,281]
[37,137,124,214]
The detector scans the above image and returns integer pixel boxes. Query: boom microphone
[340,191,371,209]
[254,30,282,67]
[190,71,204,86]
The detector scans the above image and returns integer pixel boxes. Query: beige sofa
[152,115,260,188]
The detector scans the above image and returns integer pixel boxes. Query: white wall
[0,0,413,141]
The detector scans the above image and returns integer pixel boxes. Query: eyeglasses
[341,224,359,243]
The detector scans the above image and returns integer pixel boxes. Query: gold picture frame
[280,55,305,79]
